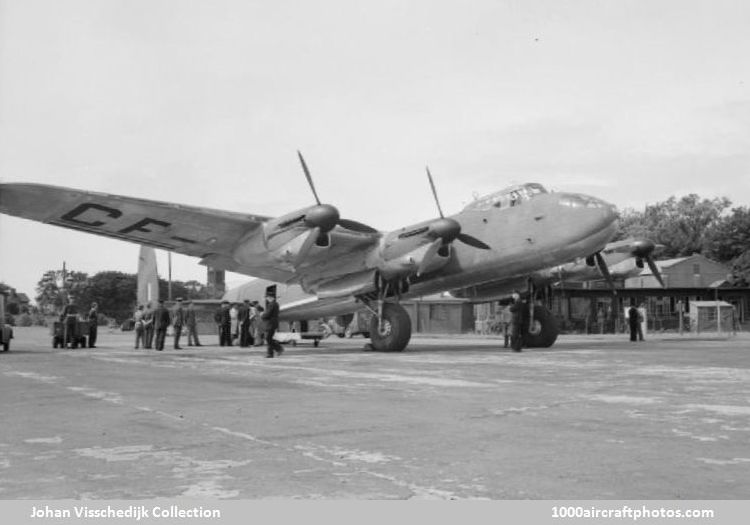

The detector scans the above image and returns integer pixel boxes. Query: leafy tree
[34,269,89,315]
[616,194,731,258]
[727,251,750,287]
[158,278,212,301]
[704,206,750,263]
[76,271,138,323]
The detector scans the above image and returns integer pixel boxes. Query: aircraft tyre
[524,305,558,348]
[2,341,8,352]
[368,303,411,352]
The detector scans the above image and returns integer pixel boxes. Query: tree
[616,194,731,258]
[35,269,89,315]
[728,251,750,287]
[704,206,750,263]
[77,272,138,323]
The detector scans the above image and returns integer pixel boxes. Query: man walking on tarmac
[261,286,283,358]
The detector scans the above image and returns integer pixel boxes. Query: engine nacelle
[314,270,378,299]
[378,242,451,280]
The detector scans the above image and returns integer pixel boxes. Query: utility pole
[168,251,173,302]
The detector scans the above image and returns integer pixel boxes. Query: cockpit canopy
[462,183,548,211]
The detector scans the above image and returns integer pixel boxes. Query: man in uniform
[172,298,184,349]
[153,299,171,351]
[628,301,640,342]
[216,300,232,346]
[500,304,513,348]
[509,292,527,352]
[143,302,155,349]
[61,301,79,349]
[238,299,250,347]
[185,300,201,347]
[87,302,99,348]
[261,286,283,358]
[133,304,145,349]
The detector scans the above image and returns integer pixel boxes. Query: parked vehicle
[1,293,13,351]
[51,319,89,349]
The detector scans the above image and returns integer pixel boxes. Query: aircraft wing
[0,183,270,259]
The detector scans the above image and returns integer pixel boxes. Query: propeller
[594,251,617,295]
[416,168,490,275]
[292,151,378,265]
[426,168,490,247]
[630,239,665,288]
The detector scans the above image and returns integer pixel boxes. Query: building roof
[689,300,733,307]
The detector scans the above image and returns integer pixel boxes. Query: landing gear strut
[359,276,412,352]
[523,278,559,348]
[368,302,412,352]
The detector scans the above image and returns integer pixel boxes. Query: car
[1,294,13,351]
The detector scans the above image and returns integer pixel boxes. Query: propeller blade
[417,238,444,276]
[294,226,321,267]
[337,218,380,234]
[297,150,321,205]
[594,252,617,295]
[456,232,491,250]
[425,167,445,219]
[645,256,665,288]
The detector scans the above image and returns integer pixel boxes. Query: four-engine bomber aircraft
[0,154,618,351]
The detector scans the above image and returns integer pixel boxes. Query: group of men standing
[213,287,283,358]
[58,301,100,349]
[132,286,282,357]
[133,298,201,351]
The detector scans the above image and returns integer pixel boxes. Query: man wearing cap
[153,299,171,351]
[172,298,185,349]
[260,286,283,358]
[216,300,232,346]
[87,302,99,348]
[185,300,201,347]
[143,302,155,349]
[238,299,251,347]
[509,291,527,352]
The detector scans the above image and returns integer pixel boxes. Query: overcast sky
[1,0,749,301]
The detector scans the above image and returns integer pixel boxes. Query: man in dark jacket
[261,287,283,358]
[172,298,184,349]
[153,299,171,351]
[628,302,641,342]
[87,302,99,348]
[61,301,79,349]
[238,299,250,347]
[216,301,232,346]
[509,292,527,352]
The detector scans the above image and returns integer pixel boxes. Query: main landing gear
[523,279,559,348]
[358,277,412,352]
[368,302,411,352]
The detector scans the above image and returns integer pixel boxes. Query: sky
[1,0,749,301]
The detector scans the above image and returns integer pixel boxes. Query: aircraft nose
[557,192,618,231]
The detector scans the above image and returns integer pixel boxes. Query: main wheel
[2,341,8,352]
[368,303,412,352]
[524,305,559,348]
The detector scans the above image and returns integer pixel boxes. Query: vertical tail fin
[137,246,159,305]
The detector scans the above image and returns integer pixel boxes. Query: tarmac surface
[1,326,749,499]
